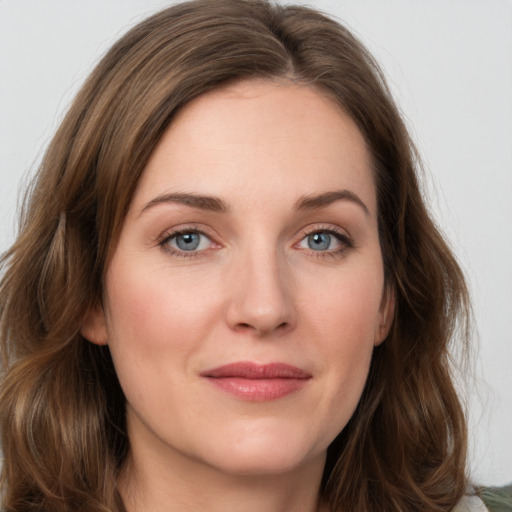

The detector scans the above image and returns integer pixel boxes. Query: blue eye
[297,229,350,253]
[307,232,332,251]
[165,231,212,252]
[175,232,201,250]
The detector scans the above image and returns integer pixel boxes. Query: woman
[0,0,495,510]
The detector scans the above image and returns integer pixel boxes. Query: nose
[226,247,297,337]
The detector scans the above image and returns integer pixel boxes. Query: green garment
[480,485,512,511]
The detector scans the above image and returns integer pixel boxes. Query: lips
[200,362,311,401]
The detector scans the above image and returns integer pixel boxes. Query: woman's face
[84,80,393,479]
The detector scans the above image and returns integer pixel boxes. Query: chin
[199,426,327,477]
[209,451,320,477]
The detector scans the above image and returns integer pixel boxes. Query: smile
[200,362,312,402]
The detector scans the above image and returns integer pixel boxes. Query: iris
[307,232,331,251]
[175,232,201,251]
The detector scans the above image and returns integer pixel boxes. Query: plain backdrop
[0,0,511,486]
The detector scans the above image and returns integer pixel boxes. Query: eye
[161,230,213,254]
[304,232,333,251]
[297,229,352,253]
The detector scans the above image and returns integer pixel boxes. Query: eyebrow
[295,190,370,216]
[139,189,369,217]
[140,192,228,215]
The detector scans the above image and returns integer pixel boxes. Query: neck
[119,444,326,512]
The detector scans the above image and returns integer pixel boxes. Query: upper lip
[200,362,311,379]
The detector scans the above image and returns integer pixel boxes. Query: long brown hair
[1,1,470,510]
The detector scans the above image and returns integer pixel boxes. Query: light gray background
[1,0,511,486]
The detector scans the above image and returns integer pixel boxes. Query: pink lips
[200,362,311,402]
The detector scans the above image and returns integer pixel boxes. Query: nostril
[235,323,253,332]
[233,321,289,335]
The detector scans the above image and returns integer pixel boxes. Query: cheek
[312,283,378,384]
[105,261,221,349]
[299,263,383,429]
[102,260,226,407]
[303,261,384,347]
[102,261,227,424]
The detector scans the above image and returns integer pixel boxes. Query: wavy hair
[1,1,470,510]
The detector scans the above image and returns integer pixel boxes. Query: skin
[83,79,394,512]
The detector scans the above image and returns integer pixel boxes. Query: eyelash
[158,226,216,259]
[157,225,354,259]
[299,225,354,259]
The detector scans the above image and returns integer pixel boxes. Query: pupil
[176,232,200,251]
[308,233,331,250]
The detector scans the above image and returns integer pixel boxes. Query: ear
[375,284,395,346]
[81,305,109,346]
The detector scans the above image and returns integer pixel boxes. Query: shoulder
[454,495,490,512]
[478,485,512,512]
[453,484,512,512]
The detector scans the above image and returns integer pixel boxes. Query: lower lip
[204,377,309,402]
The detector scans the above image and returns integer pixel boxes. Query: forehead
[131,79,376,215]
